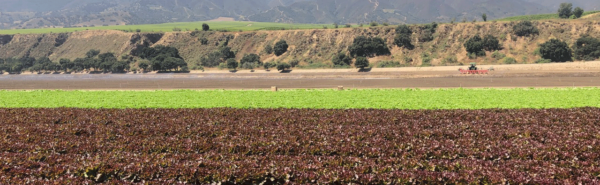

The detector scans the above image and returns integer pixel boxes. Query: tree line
[0,46,187,74]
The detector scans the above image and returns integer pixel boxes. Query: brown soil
[2,65,600,90]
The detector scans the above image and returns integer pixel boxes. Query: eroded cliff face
[1,20,599,67]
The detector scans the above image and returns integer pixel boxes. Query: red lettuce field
[1,108,599,184]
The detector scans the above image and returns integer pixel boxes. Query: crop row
[2,88,600,109]
[1,108,600,184]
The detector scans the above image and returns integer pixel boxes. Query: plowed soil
[1,62,600,90]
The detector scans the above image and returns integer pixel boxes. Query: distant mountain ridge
[0,0,598,29]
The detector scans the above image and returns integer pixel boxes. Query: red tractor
[459,63,489,74]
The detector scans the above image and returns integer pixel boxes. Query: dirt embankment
[1,19,599,67]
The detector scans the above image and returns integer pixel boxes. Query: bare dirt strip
[0,72,599,90]
[1,62,600,90]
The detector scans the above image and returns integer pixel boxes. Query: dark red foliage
[1,108,600,184]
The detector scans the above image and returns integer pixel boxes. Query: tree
[226,58,238,71]
[333,23,339,28]
[274,40,288,56]
[354,57,369,69]
[202,23,210,31]
[482,13,487,22]
[370,22,379,27]
[59,58,73,72]
[573,35,600,61]
[264,44,273,54]
[573,7,584,18]
[72,58,86,72]
[276,62,291,71]
[482,35,501,51]
[539,39,573,62]
[86,49,100,58]
[513,21,539,37]
[464,35,485,56]
[558,3,573,18]
[394,25,414,50]
[240,54,262,69]
[219,47,236,60]
[332,53,352,66]
[138,60,150,71]
[348,36,391,57]
[111,60,129,72]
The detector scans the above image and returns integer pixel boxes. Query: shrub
[403,56,413,64]
[172,27,182,32]
[419,30,434,42]
[263,61,276,70]
[441,56,458,65]
[200,52,223,67]
[240,54,262,68]
[482,14,487,22]
[264,44,273,54]
[491,51,506,59]
[202,23,210,31]
[289,59,300,68]
[200,38,208,45]
[421,54,432,66]
[573,35,600,61]
[376,61,403,68]
[370,22,379,27]
[539,39,573,62]
[274,40,288,56]
[502,57,517,64]
[345,24,352,28]
[422,22,438,33]
[217,62,227,70]
[418,22,438,42]
[513,21,539,37]
[535,58,552,63]
[332,53,352,67]
[355,57,369,69]
[348,36,391,57]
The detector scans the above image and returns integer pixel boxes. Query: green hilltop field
[0,21,336,35]
[1,11,599,35]
[496,10,600,21]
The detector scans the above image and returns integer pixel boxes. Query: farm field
[1,88,600,109]
[1,108,599,183]
[495,10,600,21]
[0,21,335,35]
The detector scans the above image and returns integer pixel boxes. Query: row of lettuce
[1,108,599,183]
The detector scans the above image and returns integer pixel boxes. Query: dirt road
[1,62,599,90]
[1,71,599,90]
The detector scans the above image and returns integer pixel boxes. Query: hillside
[1,17,600,70]
[4,0,599,29]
